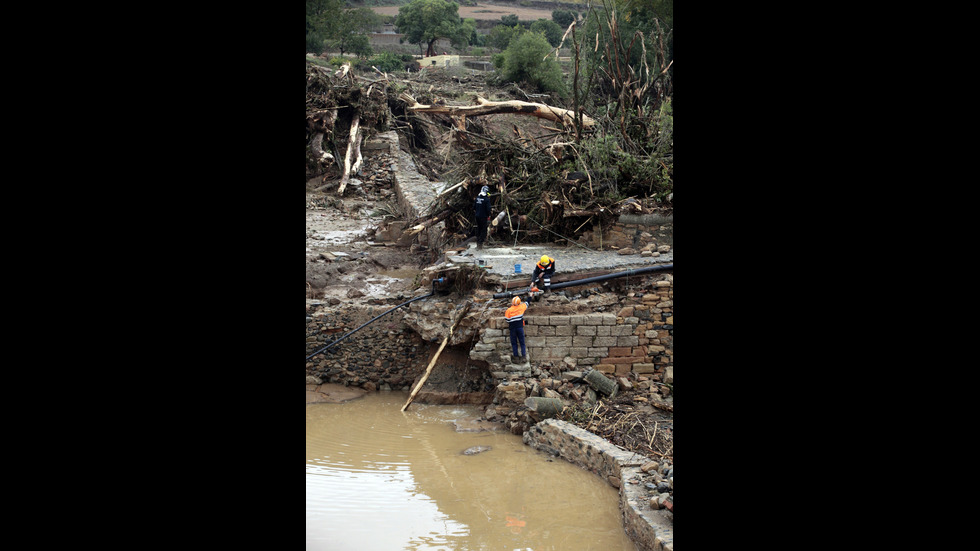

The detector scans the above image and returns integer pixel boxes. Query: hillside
[366,1,561,22]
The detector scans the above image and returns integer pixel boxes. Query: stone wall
[368,33,451,50]
[524,419,674,551]
[578,214,673,254]
[470,276,673,380]
[306,303,430,391]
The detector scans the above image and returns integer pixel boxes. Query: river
[307,391,638,550]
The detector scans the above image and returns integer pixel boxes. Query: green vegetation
[307,0,382,57]
[529,18,563,47]
[551,8,577,28]
[501,32,566,96]
[309,0,674,213]
[394,0,470,57]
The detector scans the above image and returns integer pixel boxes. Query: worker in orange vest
[504,296,528,363]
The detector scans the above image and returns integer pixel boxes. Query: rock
[543,388,562,399]
[461,446,492,455]
[641,461,659,473]
[617,248,637,255]
[496,382,526,404]
[306,375,322,385]
[608,475,621,488]
[649,497,662,510]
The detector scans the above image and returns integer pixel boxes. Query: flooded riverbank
[306,391,638,550]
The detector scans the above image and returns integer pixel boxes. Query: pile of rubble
[486,366,672,436]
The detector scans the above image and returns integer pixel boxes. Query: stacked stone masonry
[524,419,673,551]
[577,215,674,252]
[306,306,428,391]
[470,280,673,379]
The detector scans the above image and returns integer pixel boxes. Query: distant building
[421,54,460,68]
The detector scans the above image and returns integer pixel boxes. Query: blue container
[514,264,522,274]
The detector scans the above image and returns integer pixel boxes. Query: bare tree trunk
[310,132,334,164]
[337,114,361,195]
[401,93,595,128]
[401,303,470,412]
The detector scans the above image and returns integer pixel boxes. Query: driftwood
[401,303,471,411]
[337,114,362,195]
[400,93,595,128]
[405,207,453,236]
[310,133,334,165]
[436,177,468,198]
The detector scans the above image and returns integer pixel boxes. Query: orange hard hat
[512,296,521,306]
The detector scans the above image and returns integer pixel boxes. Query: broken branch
[401,93,595,128]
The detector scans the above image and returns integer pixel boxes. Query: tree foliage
[501,32,567,96]
[552,8,577,28]
[500,14,519,27]
[486,23,523,51]
[395,0,469,57]
[306,0,380,56]
[529,18,563,47]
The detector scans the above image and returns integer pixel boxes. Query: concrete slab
[448,244,673,277]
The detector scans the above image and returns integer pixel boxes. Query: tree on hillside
[334,7,381,56]
[306,0,344,53]
[307,0,380,56]
[552,8,577,28]
[501,14,519,27]
[487,23,523,52]
[395,0,469,57]
[530,18,563,47]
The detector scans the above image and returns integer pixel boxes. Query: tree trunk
[401,93,595,128]
[402,303,471,411]
[310,132,334,164]
[337,114,361,195]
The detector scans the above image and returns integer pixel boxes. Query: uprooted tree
[306,2,672,248]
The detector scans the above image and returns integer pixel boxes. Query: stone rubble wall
[578,215,673,255]
[470,277,673,379]
[306,304,430,391]
[524,419,674,551]
[385,130,446,249]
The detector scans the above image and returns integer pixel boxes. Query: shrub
[369,51,405,73]
[501,32,567,96]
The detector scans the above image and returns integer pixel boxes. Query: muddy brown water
[307,391,638,550]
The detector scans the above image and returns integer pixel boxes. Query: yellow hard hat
[540,255,550,264]
[512,296,521,306]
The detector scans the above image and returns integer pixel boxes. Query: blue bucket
[514,264,522,274]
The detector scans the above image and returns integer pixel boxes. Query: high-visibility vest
[505,302,527,326]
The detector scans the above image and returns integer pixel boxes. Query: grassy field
[369,2,558,22]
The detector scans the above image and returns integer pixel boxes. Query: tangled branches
[559,397,673,462]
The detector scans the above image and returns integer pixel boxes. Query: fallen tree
[399,93,596,128]
[306,62,389,194]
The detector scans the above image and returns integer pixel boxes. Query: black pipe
[306,278,444,361]
[492,263,672,299]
